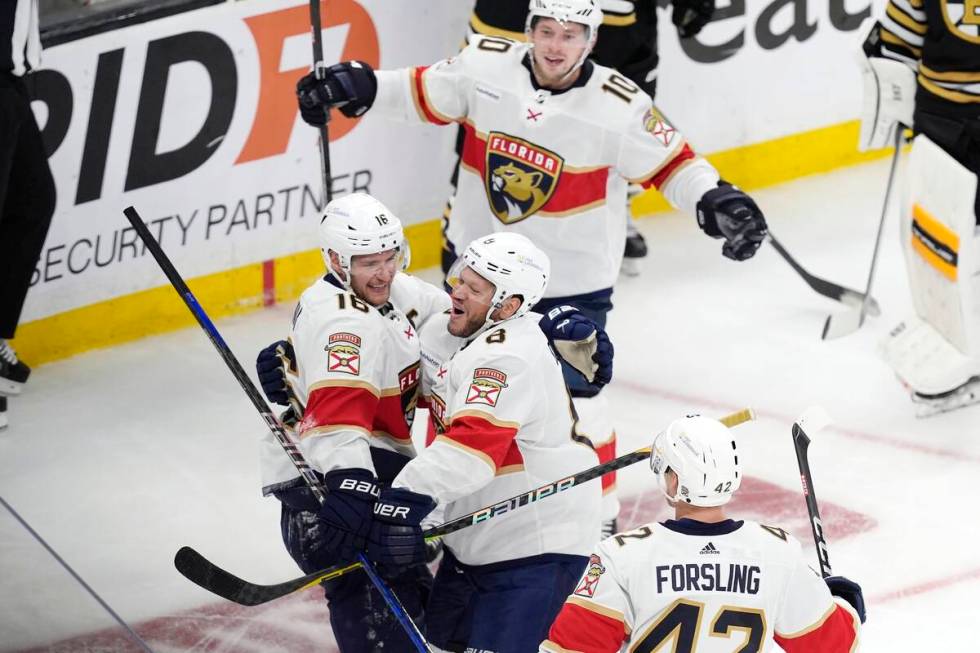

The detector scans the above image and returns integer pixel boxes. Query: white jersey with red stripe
[373,36,720,297]
[259,273,449,489]
[541,519,862,653]
[394,311,603,565]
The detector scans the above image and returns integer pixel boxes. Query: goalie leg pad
[880,316,980,397]
[901,134,980,359]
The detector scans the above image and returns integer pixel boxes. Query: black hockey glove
[318,468,380,562]
[296,61,377,125]
[825,575,867,623]
[696,181,768,261]
[256,340,295,406]
[366,487,436,571]
[538,306,613,390]
[672,0,715,38]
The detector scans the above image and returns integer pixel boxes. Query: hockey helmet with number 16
[650,415,741,507]
[447,232,550,322]
[318,193,409,288]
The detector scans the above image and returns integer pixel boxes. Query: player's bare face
[448,267,496,337]
[529,18,589,90]
[349,250,399,307]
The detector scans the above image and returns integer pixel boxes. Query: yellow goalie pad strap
[910,203,959,281]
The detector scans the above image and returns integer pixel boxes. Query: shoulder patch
[574,553,606,598]
[643,107,676,147]
[465,367,509,407]
[326,332,362,375]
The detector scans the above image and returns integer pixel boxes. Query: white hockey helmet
[447,232,550,322]
[525,0,603,68]
[650,415,741,507]
[318,193,409,288]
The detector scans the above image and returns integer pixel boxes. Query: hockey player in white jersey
[296,0,768,536]
[541,415,865,652]
[256,192,449,651]
[360,233,603,652]
[255,195,611,650]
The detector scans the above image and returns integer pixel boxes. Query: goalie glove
[296,61,377,125]
[857,21,915,152]
[538,306,614,390]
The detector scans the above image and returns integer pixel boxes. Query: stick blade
[821,309,863,340]
[839,289,881,316]
[794,406,833,440]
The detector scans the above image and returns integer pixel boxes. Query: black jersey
[880,0,980,118]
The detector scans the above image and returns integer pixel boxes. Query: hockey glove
[296,61,377,124]
[256,340,296,406]
[318,468,380,561]
[696,181,768,261]
[366,487,437,571]
[538,306,613,389]
[672,0,715,38]
[826,575,866,623]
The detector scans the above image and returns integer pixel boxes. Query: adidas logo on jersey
[700,542,720,555]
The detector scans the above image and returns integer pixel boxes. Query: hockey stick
[822,128,902,339]
[767,234,881,317]
[307,0,333,203]
[174,408,756,606]
[791,406,834,578]
[123,206,431,652]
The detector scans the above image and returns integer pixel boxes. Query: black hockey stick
[174,408,756,606]
[307,0,333,203]
[123,206,431,652]
[791,406,834,578]
[822,128,902,339]
[768,234,881,317]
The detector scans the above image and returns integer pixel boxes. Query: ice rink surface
[2,154,979,651]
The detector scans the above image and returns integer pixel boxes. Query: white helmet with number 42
[318,193,409,287]
[650,415,742,507]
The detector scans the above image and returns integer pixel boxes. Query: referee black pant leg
[0,80,55,339]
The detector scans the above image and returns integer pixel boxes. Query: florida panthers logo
[943,0,980,41]
[326,332,361,375]
[485,132,563,224]
[465,367,509,407]
[574,554,606,598]
[398,362,421,427]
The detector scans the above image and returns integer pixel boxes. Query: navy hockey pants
[272,448,431,652]
[426,548,588,653]
[278,500,432,652]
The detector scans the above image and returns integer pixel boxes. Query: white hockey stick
[822,128,903,340]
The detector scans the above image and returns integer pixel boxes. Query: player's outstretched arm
[696,180,769,261]
[295,61,377,126]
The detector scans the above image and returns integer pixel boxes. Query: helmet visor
[446,258,498,309]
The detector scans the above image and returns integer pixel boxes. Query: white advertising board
[25,0,877,322]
